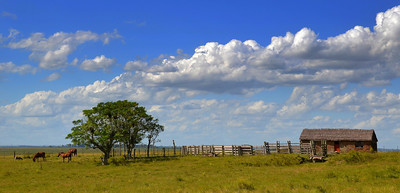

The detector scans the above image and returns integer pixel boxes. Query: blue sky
[1,1,400,148]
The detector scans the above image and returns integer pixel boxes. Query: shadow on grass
[104,156,179,166]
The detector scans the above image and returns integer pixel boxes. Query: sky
[1,1,400,148]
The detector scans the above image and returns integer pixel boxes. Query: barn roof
[300,128,378,142]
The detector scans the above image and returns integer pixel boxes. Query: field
[1,147,400,193]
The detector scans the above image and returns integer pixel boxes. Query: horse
[32,152,46,162]
[68,148,77,156]
[58,152,72,162]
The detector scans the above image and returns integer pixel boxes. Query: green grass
[1,150,400,192]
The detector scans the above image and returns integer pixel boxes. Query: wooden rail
[181,145,254,156]
[181,141,314,156]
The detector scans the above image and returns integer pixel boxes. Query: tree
[114,101,148,159]
[66,100,161,165]
[145,117,164,157]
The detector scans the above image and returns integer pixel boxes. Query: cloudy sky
[1,1,400,148]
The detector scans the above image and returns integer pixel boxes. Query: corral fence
[181,141,314,156]
[181,145,254,156]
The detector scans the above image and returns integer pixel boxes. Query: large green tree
[114,100,148,159]
[66,100,162,165]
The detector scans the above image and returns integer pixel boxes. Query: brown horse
[58,152,72,162]
[32,152,46,162]
[68,148,77,156]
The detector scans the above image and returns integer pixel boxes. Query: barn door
[334,141,340,152]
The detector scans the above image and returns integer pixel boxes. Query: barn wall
[300,140,375,154]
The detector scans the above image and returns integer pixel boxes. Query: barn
[300,128,378,154]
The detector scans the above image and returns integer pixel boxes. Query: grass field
[1,148,400,193]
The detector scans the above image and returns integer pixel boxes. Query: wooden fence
[181,141,314,156]
[181,145,254,156]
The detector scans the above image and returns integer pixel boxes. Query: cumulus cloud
[135,5,400,94]
[0,62,37,74]
[80,55,117,72]
[6,30,120,70]
[43,72,61,82]
[0,73,194,117]
[233,101,277,115]
[124,60,147,71]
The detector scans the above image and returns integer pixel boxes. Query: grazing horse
[58,152,72,162]
[32,152,46,162]
[15,156,23,160]
[68,148,77,156]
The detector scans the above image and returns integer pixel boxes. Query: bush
[109,156,127,166]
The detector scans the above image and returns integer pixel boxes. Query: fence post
[163,148,166,157]
[222,145,225,156]
[288,141,292,154]
[133,149,136,160]
[123,143,126,157]
[119,142,122,156]
[173,140,176,156]
[276,141,280,154]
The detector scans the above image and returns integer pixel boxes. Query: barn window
[355,141,364,148]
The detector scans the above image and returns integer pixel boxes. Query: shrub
[109,156,127,166]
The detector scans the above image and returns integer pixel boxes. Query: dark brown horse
[68,148,77,156]
[32,152,46,162]
[58,152,72,162]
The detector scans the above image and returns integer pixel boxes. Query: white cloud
[7,30,120,70]
[134,5,400,94]
[233,101,277,115]
[80,55,117,72]
[124,60,148,71]
[0,62,37,74]
[44,72,61,82]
